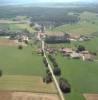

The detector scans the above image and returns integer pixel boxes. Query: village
[37,25,97,62]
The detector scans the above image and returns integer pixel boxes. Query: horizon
[0,0,97,4]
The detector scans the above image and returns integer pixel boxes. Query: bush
[0,70,2,77]
[24,40,29,44]
[53,61,58,67]
[18,45,23,49]
[46,68,50,74]
[43,57,46,63]
[59,78,71,93]
[77,45,85,52]
[43,57,48,67]
[41,50,44,56]
[43,73,52,84]
[48,54,55,62]
[53,67,61,76]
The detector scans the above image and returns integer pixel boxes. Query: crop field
[0,75,57,93]
[0,38,58,94]
[0,91,59,100]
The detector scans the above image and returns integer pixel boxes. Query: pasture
[47,36,98,100]
[0,38,58,95]
[0,45,45,76]
[50,11,98,35]
[0,23,35,33]
[56,55,98,100]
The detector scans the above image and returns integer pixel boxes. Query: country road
[41,40,65,100]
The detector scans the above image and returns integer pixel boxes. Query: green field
[0,23,35,33]
[55,55,98,100]
[47,36,98,100]
[0,42,58,93]
[0,45,45,76]
[49,11,98,35]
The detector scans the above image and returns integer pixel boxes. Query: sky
[0,0,97,4]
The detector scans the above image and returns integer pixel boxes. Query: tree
[59,78,71,93]
[41,50,44,56]
[53,61,58,67]
[24,40,29,44]
[53,67,61,76]
[43,72,52,84]
[46,68,50,74]
[18,45,23,50]
[29,22,35,27]
[0,70,2,77]
[77,45,85,52]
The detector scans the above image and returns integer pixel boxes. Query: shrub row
[48,54,71,94]
[43,57,52,84]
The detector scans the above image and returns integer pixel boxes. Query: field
[0,10,98,100]
[0,92,59,100]
[46,12,98,99]
[84,94,98,100]
[46,35,98,100]
[0,45,45,75]
[56,55,98,100]
[0,23,35,33]
[49,11,98,35]
[47,36,98,100]
[0,75,57,93]
[0,38,58,99]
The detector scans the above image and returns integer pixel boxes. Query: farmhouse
[69,34,81,41]
[45,32,70,43]
[70,52,81,59]
[82,54,93,61]
[60,48,73,56]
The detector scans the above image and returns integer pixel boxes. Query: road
[41,40,65,100]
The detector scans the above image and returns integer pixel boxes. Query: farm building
[69,34,81,40]
[70,52,81,59]
[82,54,94,61]
[60,48,73,56]
[45,32,70,43]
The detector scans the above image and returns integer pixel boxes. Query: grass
[47,37,98,100]
[0,23,35,33]
[55,55,98,100]
[0,39,58,94]
[50,22,98,35]
[0,45,45,76]
[48,11,98,35]
[0,75,57,93]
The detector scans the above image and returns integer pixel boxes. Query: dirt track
[84,94,98,100]
[0,92,59,100]
[0,39,17,46]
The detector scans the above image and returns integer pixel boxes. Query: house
[60,48,73,56]
[81,50,89,54]
[45,32,70,43]
[70,52,81,59]
[82,54,94,61]
[46,48,55,54]
[37,48,42,54]
[69,34,80,40]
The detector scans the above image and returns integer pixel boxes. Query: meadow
[46,16,98,99]
[0,40,58,93]
[50,11,98,35]
[0,23,35,33]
